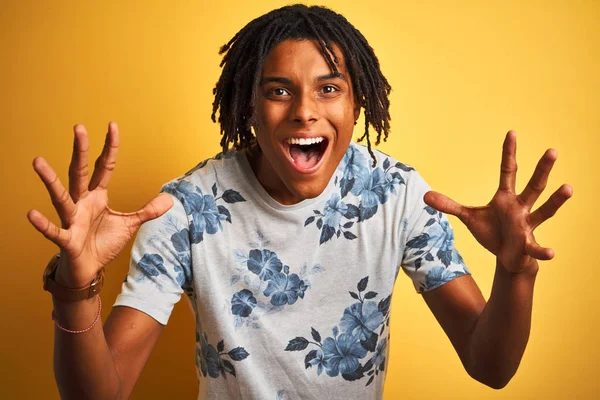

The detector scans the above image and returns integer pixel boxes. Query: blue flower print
[307,149,411,245]
[323,193,348,228]
[231,289,257,317]
[352,167,388,221]
[170,229,192,288]
[173,264,189,289]
[247,249,283,281]
[383,169,405,196]
[171,228,191,265]
[351,167,387,204]
[407,206,467,271]
[427,219,463,267]
[372,337,387,371]
[406,232,430,251]
[322,332,368,377]
[229,246,321,329]
[306,348,327,376]
[424,266,466,291]
[138,253,168,277]
[338,145,369,198]
[162,179,195,197]
[162,182,245,244]
[339,301,384,341]
[286,277,391,385]
[199,342,222,378]
[337,146,409,204]
[360,336,388,387]
[305,195,358,245]
[263,272,307,306]
[197,334,250,379]
[187,192,223,242]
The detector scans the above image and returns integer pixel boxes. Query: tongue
[290,144,321,169]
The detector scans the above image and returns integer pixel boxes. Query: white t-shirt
[114,142,470,399]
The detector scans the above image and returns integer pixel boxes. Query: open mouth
[283,137,329,172]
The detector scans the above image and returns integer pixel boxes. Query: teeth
[286,137,324,145]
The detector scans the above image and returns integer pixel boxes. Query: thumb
[131,193,174,228]
[423,191,467,222]
[525,238,555,261]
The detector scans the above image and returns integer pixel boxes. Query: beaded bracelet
[52,296,102,334]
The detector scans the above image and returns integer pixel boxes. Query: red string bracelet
[52,296,102,334]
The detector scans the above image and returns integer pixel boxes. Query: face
[250,39,360,205]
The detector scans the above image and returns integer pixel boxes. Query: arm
[52,299,163,399]
[28,122,174,399]
[423,269,535,389]
[421,130,572,388]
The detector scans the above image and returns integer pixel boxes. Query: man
[29,5,572,399]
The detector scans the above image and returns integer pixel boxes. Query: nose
[289,92,318,124]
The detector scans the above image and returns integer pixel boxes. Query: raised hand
[423,130,572,274]
[28,122,173,289]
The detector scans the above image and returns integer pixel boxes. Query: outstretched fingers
[519,148,557,207]
[27,209,72,248]
[499,130,518,192]
[33,157,76,224]
[423,191,469,224]
[528,184,573,228]
[89,121,120,191]
[69,124,90,202]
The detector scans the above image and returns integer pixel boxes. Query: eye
[320,85,339,95]
[270,88,290,97]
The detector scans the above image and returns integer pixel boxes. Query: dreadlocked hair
[211,4,392,166]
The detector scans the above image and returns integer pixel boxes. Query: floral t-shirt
[114,142,470,399]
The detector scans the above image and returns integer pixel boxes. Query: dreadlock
[211,4,391,166]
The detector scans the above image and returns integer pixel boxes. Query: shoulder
[341,142,427,193]
[328,142,429,224]
[160,149,241,199]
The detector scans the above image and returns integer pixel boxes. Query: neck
[246,146,303,205]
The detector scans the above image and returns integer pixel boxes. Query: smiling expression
[249,39,360,205]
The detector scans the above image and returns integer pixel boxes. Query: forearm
[53,296,122,400]
[465,260,538,389]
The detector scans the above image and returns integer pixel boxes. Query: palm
[61,192,133,277]
[424,131,572,274]
[28,122,173,288]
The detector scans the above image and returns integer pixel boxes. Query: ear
[353,100,361,122]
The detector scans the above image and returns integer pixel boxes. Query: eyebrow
[316,72,346,82]
[260,72,347,86]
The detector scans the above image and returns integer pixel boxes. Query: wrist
[52,294,101,332]
[43,254,105,301]
[54,255,97,289]
[52,293,99,309]
[496,258,539,281]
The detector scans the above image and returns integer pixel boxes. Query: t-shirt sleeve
[400,171,471,293]
[113,192,192,325]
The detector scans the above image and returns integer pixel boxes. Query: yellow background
[1,0,597,398]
